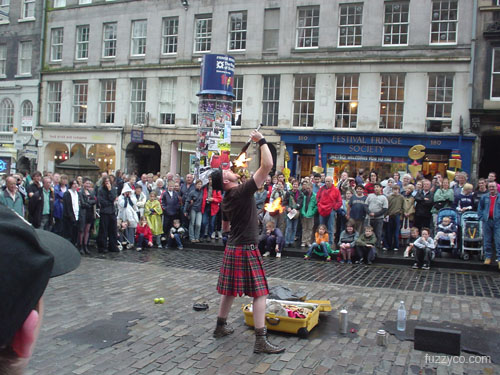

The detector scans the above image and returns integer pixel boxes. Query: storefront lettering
[298,136,308,141]
[349,145,384,154]
[430,139,441,146]
[331,135,402,145]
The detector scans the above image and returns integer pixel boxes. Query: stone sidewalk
[27,257,500,375]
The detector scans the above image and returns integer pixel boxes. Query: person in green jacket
[300,181,317,247]
[431,178,455,229]
[355,225,378,265]
[0,175,25,216]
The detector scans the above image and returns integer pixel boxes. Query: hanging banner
[199,54,236,97]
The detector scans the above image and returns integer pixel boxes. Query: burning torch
[232,123,262,170]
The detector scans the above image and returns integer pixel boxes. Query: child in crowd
[258,221,285,258]
[434,216,457,247]
[412,227,435,270]
[404,227,420,258]
[338,220,358,264]
[347,185,367,234]
[304,224,332,261]
[169,218,186,250]
[455,183,475,213]
[135,216,153,251]
[144,191,163,248]
[355,225,377,265]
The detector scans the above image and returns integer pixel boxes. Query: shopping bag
[400,217,410,239]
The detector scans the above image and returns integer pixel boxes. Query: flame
[234,152,252,168]
[264,197,285,214]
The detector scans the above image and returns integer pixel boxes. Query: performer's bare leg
[217,295,235,319]
[252,295,267,329]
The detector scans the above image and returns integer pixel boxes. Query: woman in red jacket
[200,176,223,242]
[135,216,153,251]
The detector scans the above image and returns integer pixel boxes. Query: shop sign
[329,154,393,163]
[131,130,143,143]
[199,54,235,97]
[0,157,10,174]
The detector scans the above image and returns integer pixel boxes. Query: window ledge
[0,74,6,79]
[129,55,145,59]
[18,18,35,23]
[15,74,32,78]
[0,20,10,25]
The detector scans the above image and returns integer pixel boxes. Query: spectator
[161,181,181,238]
[404,227,419,258]
[412,227,435,270]
[30,176,54,231]
[393,172,403,188]
[304,224,332,261]
[254,184,268,211]
[153,178,165,198]
[184,179,203,243]
[487,171,500,193]
[269,181,287,234]
[259,220,285,257]
[137,174,150,194]
[452,171,467,200]
[300,181,317,247]
[145,191,163,248]
[355,168,365,186]
[384,185,404,252]
[474,178,489,208]
[364,171,378,195]
[77,178,97,254]
[0,175,24,216]
[169,218,186,249]
[284,180,303,247]
[62,179,80,246]
[337,171,351,196]
[402,184,416,224]
[316,176,342,246]
[383,178,395,197]
[334,189,351,245]
[456,183,475,213]
[97,176,119,253]
[432,177,455,216]
[135,216,153,251]
[365,183,388,251]
[27,171,43,225]
[53,174,68,236]
[355,225,377,265]
[134,184,147,218]
[14,173,27,201]
[201,176,223,242]
[401,173,413,191]
[346,184,368,234]
[434,216,457,247]
[312,173,323,194]
[118,184,139,249]
[478,181,500,268]
[338,220,358,264]
[115,169,124,195]
[414,179,434,231]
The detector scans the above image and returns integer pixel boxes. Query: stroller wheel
[117,244,123,251]
[462,253,470,261]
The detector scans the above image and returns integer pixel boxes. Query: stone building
[0,0,43,174]
[470,0,500,178]
[38,0,476,179]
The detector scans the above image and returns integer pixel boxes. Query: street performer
[210,130,285,354]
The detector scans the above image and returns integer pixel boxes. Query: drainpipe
[35,0,47,171]
[469,0,479,181]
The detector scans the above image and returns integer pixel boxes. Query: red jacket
[135,224,153,243]
[316,185,342,217]
[201,186,223,216]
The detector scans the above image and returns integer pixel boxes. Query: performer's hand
[250,130,264,143]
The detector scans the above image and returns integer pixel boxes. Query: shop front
[39,129,122,174]
[275,130,475,181]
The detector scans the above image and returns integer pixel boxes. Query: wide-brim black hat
[210,168,224,191]
[0,205,81,348]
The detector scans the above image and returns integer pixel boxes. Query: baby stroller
[460,211,483,261]
[117,219,132,251]
[434,208,459,257]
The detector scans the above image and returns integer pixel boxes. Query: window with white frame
[383,1,409,45]
[47,81,62,123]
[53,0,65,8]
[379,73,405,129]
[232,76,243,126]
[21,100,33,132]
[263,8,279,51]
[50,28,63,62]
[0,98,13,133]
[130,78,147,124]
[491,49,500,98]
[18,41,32,75]
[430,0,458,44]
[190,77,200,124]
[262,75,280,126]
[22,0,35,19]
[335,74,359,128]
[194,15,212,53]
[296,6,319,48]
[426,73,453,132]
[131,20,147,56]
[100,79,116,124]
[79,0,91,4]
[338,3,363,47]
[162,17,178,55]
[228,11,247,51]
[0,45,7,76]
[102,23,117,58]
[73,81,88,123]
[0,0,9,16]
[293,75,315,127]
[159,78,176,125]
[76,25,89,60]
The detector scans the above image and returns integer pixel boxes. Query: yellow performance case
[242,299,331,338]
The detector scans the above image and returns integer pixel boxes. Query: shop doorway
[479,134,500,178]
[126,141,161,175]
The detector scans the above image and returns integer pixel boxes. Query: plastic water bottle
[397,301,406,332]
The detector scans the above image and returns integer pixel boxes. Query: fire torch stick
[239,123,262,155]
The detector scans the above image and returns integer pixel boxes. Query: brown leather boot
[213,317,234,338]
[254,327,285,354]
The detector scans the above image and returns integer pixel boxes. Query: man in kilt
[210,130,285,354]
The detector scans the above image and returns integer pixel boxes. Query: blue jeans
[305,242,329,258]
[483,219,500,260]
[258,233,285,256]
[370,218,383,250]
[285,217,299,245]
[189,209,202,240]
[168,233,183,248]
[319,211,336,245]
[384,215,401,250]
[136,233,148,248]
[201,210,216,239]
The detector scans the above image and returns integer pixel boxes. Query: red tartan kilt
[217,244,269,297]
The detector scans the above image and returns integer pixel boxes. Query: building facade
[470,0,500,178]
[0,0,43,175]
[39,0,476,180]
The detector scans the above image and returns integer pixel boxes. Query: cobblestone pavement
[89,247,500,298]
[27,251,500,375]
